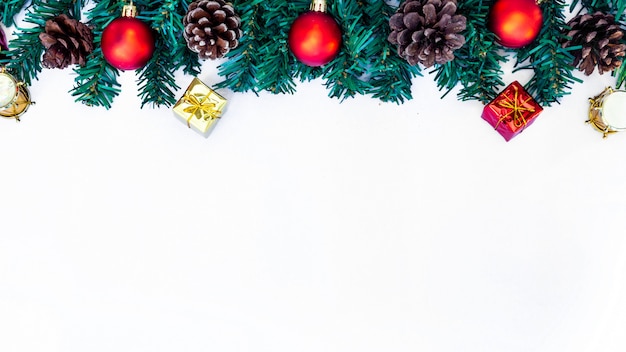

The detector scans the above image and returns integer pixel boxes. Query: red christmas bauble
[488,0,543,48]
[101,17,155,70]
[288,11,342,67]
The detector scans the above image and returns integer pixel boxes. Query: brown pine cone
[39,14,94,69]
[563,11,626,75]
[388,0,466,67]
[183,0,242,60]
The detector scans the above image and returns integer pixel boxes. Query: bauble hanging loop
[101,0,155,70]
[288,0,342,67]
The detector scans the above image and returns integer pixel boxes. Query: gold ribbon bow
[494,85,536,130]
[183,92,220,128]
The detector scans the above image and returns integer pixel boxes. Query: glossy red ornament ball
[288,11,342,67]
[488,0,543,48]
[101,17,155,70]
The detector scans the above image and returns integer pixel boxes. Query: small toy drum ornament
[0,67,32,121]
[588,87,626,138]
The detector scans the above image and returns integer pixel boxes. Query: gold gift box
[173,77,227,134]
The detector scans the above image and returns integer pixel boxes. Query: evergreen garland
[1,0,31,28]
[514,0,582,105]
[70,0,122,109]
[0,0,83,85]
[1,0,198,109]
[570,0,626,15]
[215,0,420,103]
[433,0,506,104]
[0,0,625,109]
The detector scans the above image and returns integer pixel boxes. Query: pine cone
[562,11,626,75]
[39,14,94,69]
[183,0,242,60]
[388,0,466,67]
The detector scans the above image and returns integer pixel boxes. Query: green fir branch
[71,0,124,108]
[1,0,31,27]
[71,47,121,108]
[218,0,417,102]
[0,0,82,85]
[253,1,298,94]
[362,0,420,104]
[514,0,581,106]
[433,0,505,103]
[140,0,200,75]
[570,0,626,19]
[137,0,188,107]
[322,0,374,101]
[215,0,263,93]
[137,37,179,107]
[616,33,626,88]
[173,0,201,75]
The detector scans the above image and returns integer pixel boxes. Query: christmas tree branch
[218,0,418,102]
[172,0,202,76]
[362,0,420,104]
[71,0,124,109]
[322,0,374,100]
[1,0,31,27]
[136,0,191,107]
[433,0,505,103]
[0,0,82,85]
[514,0,581,106]
[215,0,263,93]
[570,0,626,19]
[137,37,179,107]
[252,1,298,94]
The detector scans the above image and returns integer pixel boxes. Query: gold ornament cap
[122,0,137,17]
[310,0,327,12]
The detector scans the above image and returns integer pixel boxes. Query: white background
[1,9,626,352]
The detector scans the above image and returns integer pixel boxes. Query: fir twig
[71,0,124,108]
[514,0,581,106]
[433,0,505,103]
[1,0,31,27]
[363,0,420,104]
[137,37,179,107]
[215,0,263,93]
[253,1,298,94]
[322,0,373,101]
[0,0,82,85]
[172,0,201,76]
[570,0,626,20]
[137,0,184,107]
[218,0,417,102]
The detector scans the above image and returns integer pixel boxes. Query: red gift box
[481,81,543,141]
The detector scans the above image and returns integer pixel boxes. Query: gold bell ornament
[0,28,33,121]
[0,67,33,121]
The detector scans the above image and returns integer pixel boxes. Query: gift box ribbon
[494,84,536,130]
[182,91,221,128]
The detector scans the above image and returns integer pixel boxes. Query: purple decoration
[0,27,8,51]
